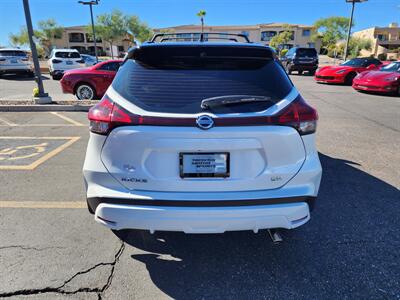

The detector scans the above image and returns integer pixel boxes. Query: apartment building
[50,25,133,57]
[353,23,400,59]
[154,23,321,51]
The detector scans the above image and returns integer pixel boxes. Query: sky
[0,0,398,46]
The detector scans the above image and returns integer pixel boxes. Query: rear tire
[298,70,303,75]
[309,70,316,76]
[344,72,357,85]
[27,71,35,78]
[286,64,292,75]
[75,83,96,100]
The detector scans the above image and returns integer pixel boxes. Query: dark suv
[280,47,319,75]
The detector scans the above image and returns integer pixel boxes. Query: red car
[353,61,400,95]
[60,60,122,100]
[314,57,382,85]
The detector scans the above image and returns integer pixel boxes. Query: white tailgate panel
[101,125,306,192]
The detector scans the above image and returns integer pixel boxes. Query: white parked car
[81,54,98,67]
[83,39,322,235]
[0,48,34,77]
[47,49,85,80]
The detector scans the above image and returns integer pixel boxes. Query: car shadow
[0,74,50,81]
[355,89,399,98]
[113,153,400,299]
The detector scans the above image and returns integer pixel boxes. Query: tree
[269,25,294,53]
[196,10,206,34]
[125,15,153,43]
[36,19,62,56]
[9,27,32,47]
[338,37,371,58]
[9,20,61,56]
[312,16,351,50]
[95,10,127,58]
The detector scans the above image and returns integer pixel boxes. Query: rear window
[112,46,293,114]
[296,48,317,57]
[55,52,81,58]
[0,50,27,57]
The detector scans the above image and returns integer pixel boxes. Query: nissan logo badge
[196,115,214,130]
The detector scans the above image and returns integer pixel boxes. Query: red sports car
[353,61,400,95]
[60,60,122,100]
[314,57,382,85]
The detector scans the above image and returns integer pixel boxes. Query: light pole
[78,0,99,63]
[344,0,368,61]
[22,0,52,103]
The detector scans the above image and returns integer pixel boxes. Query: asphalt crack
[0,245,64,251]
[0,242,125,299]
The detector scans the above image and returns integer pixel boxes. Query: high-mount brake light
[87,94,317,136]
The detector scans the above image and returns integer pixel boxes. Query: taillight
[271,95,318,135]
[88,94,318,136]
[52,59,62,63]
[77,59,85,64]
[0,58,6,62]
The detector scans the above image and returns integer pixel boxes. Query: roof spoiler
[149,32,251,43]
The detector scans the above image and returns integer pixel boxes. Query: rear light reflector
[88,94,318,135]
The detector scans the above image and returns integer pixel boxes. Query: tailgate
[100,125,305,192]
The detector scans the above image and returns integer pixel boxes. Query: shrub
[32,87,39,97]
[377,53,387,61]
[280,49,288,57]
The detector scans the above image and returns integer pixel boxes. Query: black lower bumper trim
[87,196,316,215]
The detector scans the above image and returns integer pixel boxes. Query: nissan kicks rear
[83,41,322,233]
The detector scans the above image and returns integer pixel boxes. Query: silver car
[0,48,34,77]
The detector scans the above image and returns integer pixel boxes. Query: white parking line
[50,112,84,126]
[0,116,17,126]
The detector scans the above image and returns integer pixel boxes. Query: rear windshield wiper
[201,95,272,109]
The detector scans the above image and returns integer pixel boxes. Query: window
[68,33,85,43]
[55,51,81,58]
[307,42,316,48]
[85,34,102,43]
[98,61,121,72]
[302,29,311,37]
[377,34,388,41]
[0,50,27,57]
[241,31,249,37]
[279,31,295,41]
[176,33,192,41]
[296,48,317,57]
[261,31,277,41]
[113,46,293,114]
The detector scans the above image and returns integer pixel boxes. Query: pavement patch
[0,136,80,170]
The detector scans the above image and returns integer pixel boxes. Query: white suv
[48,49,85,79]
[83,39,322,234]
[0,48,34,77]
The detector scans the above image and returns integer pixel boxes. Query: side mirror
[366,64,376,70]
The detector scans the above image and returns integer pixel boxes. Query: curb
[0,105,92,112]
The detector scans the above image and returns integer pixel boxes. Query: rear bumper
[290,64,318,71]
[92,198,313,233]
[0,68,32,74]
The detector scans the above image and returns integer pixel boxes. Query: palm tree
[196,10,206,36]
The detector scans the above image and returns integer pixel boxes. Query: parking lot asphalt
[0,76,399,299]
[0,74,73,101]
